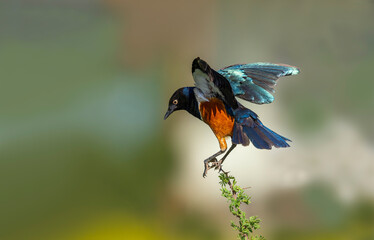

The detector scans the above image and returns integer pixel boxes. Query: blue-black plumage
[232,105,290,149]
[165,57,299,177]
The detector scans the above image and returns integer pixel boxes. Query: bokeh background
[1,0,373,239]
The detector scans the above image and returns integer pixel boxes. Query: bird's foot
[203,158,218,178]
[212,160,229,175]
[203,158,229,177]
[213,159,224,172]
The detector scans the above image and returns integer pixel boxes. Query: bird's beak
[164,105,176,120]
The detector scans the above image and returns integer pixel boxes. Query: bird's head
[164,87,192,120]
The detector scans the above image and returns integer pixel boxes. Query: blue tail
[232,107,291,149]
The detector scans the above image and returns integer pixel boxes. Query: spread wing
[191,57,238,109]
[218,63,300,104]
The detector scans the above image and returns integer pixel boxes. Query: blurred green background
[1,0,373,239]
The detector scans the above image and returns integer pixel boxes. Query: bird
[164,57,299,177]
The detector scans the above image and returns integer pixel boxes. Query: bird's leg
[213,144,237,172]
[203,150,225,178]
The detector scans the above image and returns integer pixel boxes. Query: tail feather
[260,124,291,142]
[232,122,250,146]
[255,123,290,148]
[232,105,291,149]
[242,122,290,149]
[243,126,272,149]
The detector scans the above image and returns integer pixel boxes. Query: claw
[211,159,225,173]
[203,162,209,178]
[203,158,218,177]
[202,163,211,177]
[201,150,226,178]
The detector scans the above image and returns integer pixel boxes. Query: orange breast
[199,98,235,151]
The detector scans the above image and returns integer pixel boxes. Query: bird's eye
[173,99,178,105]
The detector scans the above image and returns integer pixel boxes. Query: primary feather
[218,63,300,104]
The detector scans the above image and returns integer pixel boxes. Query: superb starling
[164,57,299,177]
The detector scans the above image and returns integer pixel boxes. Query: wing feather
[219,63,299,104]
[192,57,239,109]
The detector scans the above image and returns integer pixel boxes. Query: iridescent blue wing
[218,63,300,104]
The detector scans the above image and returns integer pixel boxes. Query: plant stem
[218,170,265,240]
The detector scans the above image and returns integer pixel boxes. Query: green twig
[219,171,265,240]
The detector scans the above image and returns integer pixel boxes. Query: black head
[164,87,193,120]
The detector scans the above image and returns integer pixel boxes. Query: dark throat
[185,88,201,120]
